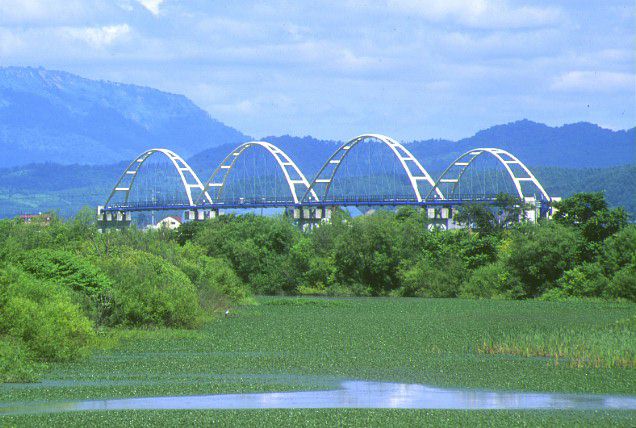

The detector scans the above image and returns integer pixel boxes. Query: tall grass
[478,316,635,368]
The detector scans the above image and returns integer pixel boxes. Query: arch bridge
[98,134,556,228]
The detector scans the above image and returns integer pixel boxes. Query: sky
[0,0,634,140]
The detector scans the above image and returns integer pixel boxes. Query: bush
[396,255,466,298]
[11,249,112,298]
[601,225,636,276]
[0,337,43,383]
[502,222,585,297]
[552,263,610,299]
[10,248,113,323]
[608,263,636,301]
[332,215,400,295]
[194,257,253,308]
[0,266,95,362]
[460,262,524,299]
[96,249,201,328]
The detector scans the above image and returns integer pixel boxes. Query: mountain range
[0,67,247,166]
[1,67,635,171]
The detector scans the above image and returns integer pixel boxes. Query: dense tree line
[0,192,633,382]
[177,192,633,300]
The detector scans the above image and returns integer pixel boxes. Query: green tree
[554,192,628,242]
[453,203,496,234]
[332,213,400,295]
[397,254,466,298]
[96,249,201,328]
[553,262,610,298]
[502,222,585,297]
[460,262,523,299]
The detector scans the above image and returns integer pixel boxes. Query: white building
[153,215,182,230]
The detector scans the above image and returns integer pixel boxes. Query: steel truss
[303,134,443,203]
[197,141,318,205]
[104,148,210,207]
[427,148,550,200]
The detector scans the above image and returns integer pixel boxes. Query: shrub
[11,249,112,297]
[601,225,636,276]
[502,222,585,297]
[0,337,43,383]
[10,248,113,324]
[608,263,636,301]
[96,249,201,328]
[552,263,610,299]
[397,255,466,298]
[0,266,95,362]
[194,257,253,308]
[460,262,524,299]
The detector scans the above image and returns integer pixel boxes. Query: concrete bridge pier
[288,206,337,230]
[96,206,132,232]
[184,208,221,222]
[423,205,460,231]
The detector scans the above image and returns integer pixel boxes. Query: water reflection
[1,380,635,415]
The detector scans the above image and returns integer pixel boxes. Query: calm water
[2,380,635,414]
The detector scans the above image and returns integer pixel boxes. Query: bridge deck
[102,194,546,212]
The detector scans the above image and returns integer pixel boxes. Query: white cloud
[0,28,25,56]
[0,0,95,25]
[550,71,635,93]
[61,24,131,48]
[137,0,163,16]
[352,0,562,29]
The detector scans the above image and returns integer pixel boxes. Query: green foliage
[0,266,95,363]
[192,215,300,295]
[554,192,628,242]
[479,317,635,368]
[11,248,111,298]
[194,256,253,308]
[501,222,585,297]
[608,263,636,301]
[453,203,496,233]
[331,213,401,296]
[96,249,201,328]
[397,254,466,298]
[0,337,43,383]
[460,262,523,299]
[547,263,610,299]
[600,225,636,276]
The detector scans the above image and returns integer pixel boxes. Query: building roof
[158,215,182,224]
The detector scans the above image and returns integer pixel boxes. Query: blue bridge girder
[102,196,535,213]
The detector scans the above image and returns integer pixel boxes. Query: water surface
[2,380,635,414]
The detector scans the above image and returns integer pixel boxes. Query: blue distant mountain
[1,66,633,170]
[407,119,635,169]
[190,122,635,180]
[0,66,248,167]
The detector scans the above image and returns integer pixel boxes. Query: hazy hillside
[406,120,635,169]
[189,123,635,180]
[0,67,247,167]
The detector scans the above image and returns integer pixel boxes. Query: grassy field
[1,297,635,426]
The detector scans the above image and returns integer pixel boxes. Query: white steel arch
[196,141,318,205]
[302,134,443,202]
[426,147,550,200]
[104,148,211,207]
